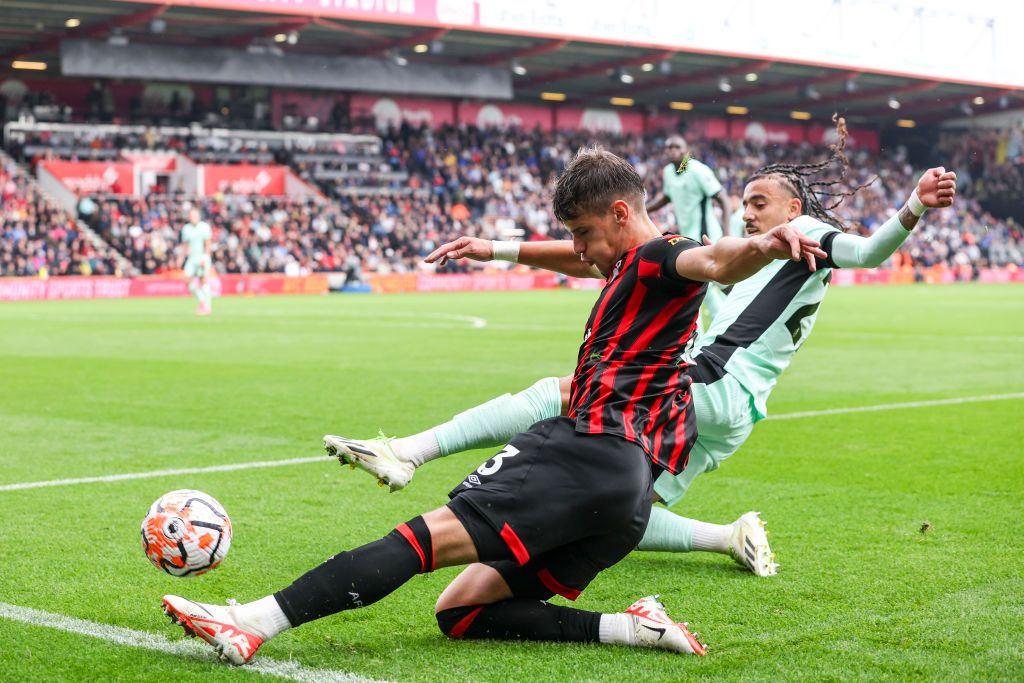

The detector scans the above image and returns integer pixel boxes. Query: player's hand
[754,224,828,272]
[424,236,493,266]
[916,167,957,208]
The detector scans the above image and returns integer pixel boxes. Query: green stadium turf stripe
[0,456,325,492]
[766,392,1024,421]
[0,601,390,683]
[2,393,1021,494]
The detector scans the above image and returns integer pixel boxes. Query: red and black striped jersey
[567,234,706,475]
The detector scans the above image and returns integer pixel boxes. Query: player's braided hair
[748,115,876,230]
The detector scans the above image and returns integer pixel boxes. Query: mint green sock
[637,505,695,552]
[434,376,562,456]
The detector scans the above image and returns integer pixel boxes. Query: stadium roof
[2,0,1022,127]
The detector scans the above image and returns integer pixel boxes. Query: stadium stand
[0,153,122,277]
[5,121,1019,278]
[938,126,1024,223]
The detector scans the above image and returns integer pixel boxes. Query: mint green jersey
[662,159,723,243]
[728,207,745,238]
[182,221,211,258]
[692,215,838,419]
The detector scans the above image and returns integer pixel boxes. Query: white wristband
[907,189,927,217]
[491,240,520,263]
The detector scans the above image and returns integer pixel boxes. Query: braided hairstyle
[747,115,876,231]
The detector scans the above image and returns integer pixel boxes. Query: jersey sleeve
[637,235,704,290]
[824,214,912,269]
[790,215,841,269]
[695,161,723,197]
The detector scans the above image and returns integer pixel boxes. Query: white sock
[598,613,635,646]
[392,430,442,467]
[201,283,211,308]
[232,595,292,641]
[691,520,733,554]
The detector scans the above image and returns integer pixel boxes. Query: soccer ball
[141,489,232,577]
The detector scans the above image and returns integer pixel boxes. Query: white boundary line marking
[764,392,1024,421]
[0,602,390,683]
[0,456,325,492]
[2,393,1021,493]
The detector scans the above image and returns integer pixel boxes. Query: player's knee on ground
[435,562,516,615]
[436,605,482,639]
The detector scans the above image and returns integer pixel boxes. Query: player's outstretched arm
[828,167,957,268]
[675,224,827,284]
[425,236,602,278]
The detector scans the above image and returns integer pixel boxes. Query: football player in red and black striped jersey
[162,147,824,665]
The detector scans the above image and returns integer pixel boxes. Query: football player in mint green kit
[728,202,746,238]
[647,135,732,324]
[181,207,213,316]
[326,129,957,578]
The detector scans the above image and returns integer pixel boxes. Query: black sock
[436,600,601,643]
[274,528,423,627]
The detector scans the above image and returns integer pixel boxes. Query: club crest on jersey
[610,259,623,280]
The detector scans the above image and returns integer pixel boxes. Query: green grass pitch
[1,285,1022,682]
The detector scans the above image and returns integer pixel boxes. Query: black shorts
[446,416,653,601]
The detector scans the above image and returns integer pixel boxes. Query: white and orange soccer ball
[141,489,232,577]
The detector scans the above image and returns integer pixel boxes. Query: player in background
[181,207,213,316]
[646,135,732,322]
[727,191,746,238]
[161,148,825,665]
[326,121,957,578]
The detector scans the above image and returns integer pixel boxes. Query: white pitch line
[3,393,1022,494]
[0,602,389,683]
[765,392,1024,421]
[0,456,325,492]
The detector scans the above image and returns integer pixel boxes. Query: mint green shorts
[653,374,757,507]
[184,255,211,279]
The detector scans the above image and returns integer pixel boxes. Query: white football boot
[623,595,707,655]
[728,511,778,577]
[324,431,414,492]
[162,595,263,665]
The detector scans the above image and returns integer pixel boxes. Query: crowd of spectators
[939,126,1024,202]
[92,194,351,276]
[334,124,1023,273]
[697,136,1023,272]
[0,158,122,277]
[3,122,1022,279]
